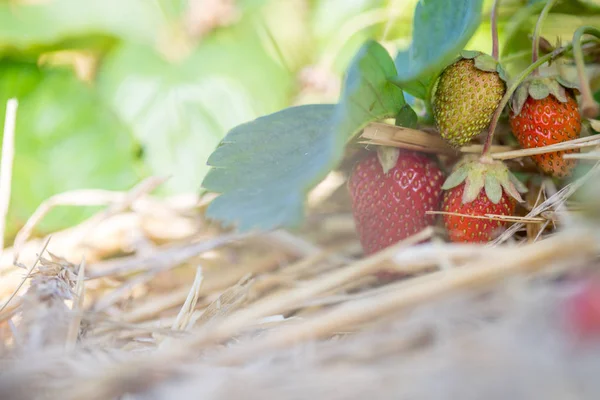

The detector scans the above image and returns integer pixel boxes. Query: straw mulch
[1,124,600,399]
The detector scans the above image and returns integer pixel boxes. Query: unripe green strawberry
[433,51,507,147]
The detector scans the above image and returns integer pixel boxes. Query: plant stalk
[481,43,576,158]
[531,0,558,75]
[573,26,600,118]
[491,0,501,60]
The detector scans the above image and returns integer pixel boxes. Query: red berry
[348,149,444,255]
[442,184,516,243]
[509,86,581,177]
[440,156,525,244]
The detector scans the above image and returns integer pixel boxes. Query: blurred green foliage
[1,0,600,239]
[0,0,385,239]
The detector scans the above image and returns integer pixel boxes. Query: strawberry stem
[573,26,600,118]
[531,0,558,75]
[481,43,576,157]
[491,0,500,60]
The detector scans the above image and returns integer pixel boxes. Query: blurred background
[0,0,598,241]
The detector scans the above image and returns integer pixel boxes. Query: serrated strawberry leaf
[202,40,405,231]
[392,51,433,100]
[203,105,336,231]
[331,40,405,137]
[392,0,484,91]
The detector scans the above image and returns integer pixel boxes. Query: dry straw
[361,122,600,160]
[1,115,600,399]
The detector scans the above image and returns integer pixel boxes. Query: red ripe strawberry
[441,155,527,243]
[509,77,581,177]
[443,184,516,243]
[348,147,445,255]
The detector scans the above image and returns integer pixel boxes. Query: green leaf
[331,40,405,138]
[202,39,405,231]
[0,63,140,239]
[395,104,418,128]
[203,105,337,231]
[98,21,293,194]
[392,51,432,99]
[393,0,484,85]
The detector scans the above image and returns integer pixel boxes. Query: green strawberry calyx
[441,155,527,205]
[511,75,580,116]
[459,50,509,83]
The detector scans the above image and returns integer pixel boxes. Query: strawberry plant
[200,0,600,253]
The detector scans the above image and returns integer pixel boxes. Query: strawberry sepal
[441,155,527,205]
[511,76,579,116]
[459,50,508,82]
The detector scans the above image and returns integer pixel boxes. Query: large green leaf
[331,40,405,135]
[393,0,484,89]
[0,63,140,239]
[98,21,293,194]
[202,105,337,231]
[202,40,405,231]
[393,50,433,99]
